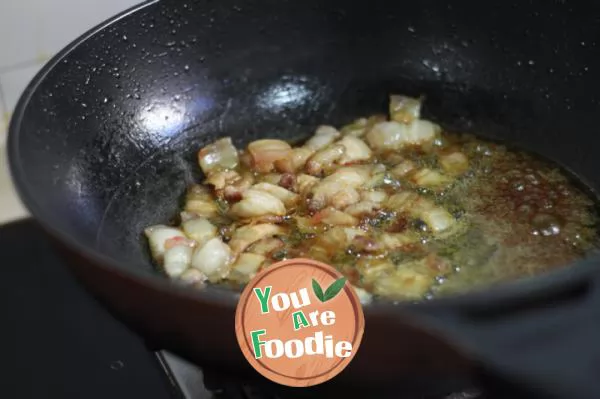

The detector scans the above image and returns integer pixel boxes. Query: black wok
[7,0,600,398]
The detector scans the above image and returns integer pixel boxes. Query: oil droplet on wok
[110,360,124,370]
[531,213,562,236]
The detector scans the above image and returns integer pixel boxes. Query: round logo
[234,258,365,387]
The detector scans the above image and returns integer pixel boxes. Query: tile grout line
[0,82,7,115]
[0,81,7,144]
[0,58,49,138]
[0,57,48,75]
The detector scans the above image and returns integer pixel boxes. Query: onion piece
[197,137,239,175]
[182,218,218,246]
[247,139,292,173]
[145,225,187,261]
[191,237,234,282]
[163,245,193,278]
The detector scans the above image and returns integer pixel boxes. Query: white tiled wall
[0,0,141,223]
[0,0,142,140]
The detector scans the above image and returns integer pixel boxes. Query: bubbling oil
[425,132,600,297]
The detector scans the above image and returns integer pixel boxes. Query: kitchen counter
[0,142,29,224]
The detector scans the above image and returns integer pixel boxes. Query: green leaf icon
[312,279,325,302]
[312,277,347,303]
[323,277,347,302]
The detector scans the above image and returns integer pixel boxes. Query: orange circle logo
[234,258,365,387]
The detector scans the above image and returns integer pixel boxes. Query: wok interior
[11,0,600,282]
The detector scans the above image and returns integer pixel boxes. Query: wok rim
[6,0,599,320]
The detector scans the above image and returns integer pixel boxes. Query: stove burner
[157,351,486,399]
[1,219,536,399]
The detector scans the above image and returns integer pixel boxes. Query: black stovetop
[1,219,178,399]
[0,218,508,399]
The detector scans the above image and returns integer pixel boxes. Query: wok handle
[415,258,600,399]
